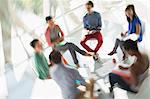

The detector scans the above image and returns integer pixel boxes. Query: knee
[66,42,74,47]
[80,40,84,45]
[116,38,121,42]
[109,73,117,80]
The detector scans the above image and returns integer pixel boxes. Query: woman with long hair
[108,4,143,60]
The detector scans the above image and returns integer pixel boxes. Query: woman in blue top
[108,4,143,60]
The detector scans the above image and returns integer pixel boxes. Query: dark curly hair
[49,50,62,64]
[123,39,138,52]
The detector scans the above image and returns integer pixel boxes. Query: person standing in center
[80,1,103,61]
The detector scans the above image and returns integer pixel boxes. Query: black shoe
[93,53,99,61]
[108,51,117,56]
[97,89,101,92]
[109,87,113,93]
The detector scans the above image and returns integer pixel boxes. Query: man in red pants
[80,1,103,61]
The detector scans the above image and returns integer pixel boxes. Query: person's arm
[135,23,141,35]
[45,28,53,46]
[72,69,86,86]
[83,16,89,30]
[54,25,64,44]
[34,56,42,77]
[125,31,128,35]
[129,60,141,85]
[121,31,128,37]
[122,18,142,37]
[71,69,95,98]
[57,25,64,37]
[97,13,102,30]
[128,17,141,35]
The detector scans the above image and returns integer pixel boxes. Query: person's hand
[53,40,60,45]
[56,37,64,43]
[59,37,64,42]
[112,58,117,64]
[87,30,91,34]
[48,63,53,67]
[47,75,52,79]
[77,85,86,92]
[119,65,129,70]
[54,40,59,44]
[51,42,56,48]
[121,32,125,37]
[51,43,55,48]
[119,65,124,70]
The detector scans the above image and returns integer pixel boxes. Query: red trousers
[80,32,103,53]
